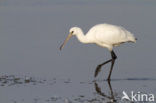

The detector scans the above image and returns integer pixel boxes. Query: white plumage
[68,23,136,51]
[60,23,137,80]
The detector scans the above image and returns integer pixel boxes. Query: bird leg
[107,50,117,80]
[94,50,117,80]
[94,59,113,77]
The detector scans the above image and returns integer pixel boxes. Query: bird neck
[76,30,89,44]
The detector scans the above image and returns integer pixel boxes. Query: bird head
[69,27,81,36]
[60,27,81,50]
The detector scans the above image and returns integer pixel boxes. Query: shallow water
[0,75,156,103]
[0,0,156,103]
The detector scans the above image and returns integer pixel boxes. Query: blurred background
[0,0,156,103]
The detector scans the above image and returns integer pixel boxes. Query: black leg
[94,59,113,77]
[94,50,117,80]
[107,80,116,102]
[107,50,117,80]
[111,50,117,59]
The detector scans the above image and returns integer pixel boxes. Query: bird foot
[94,64,102,77]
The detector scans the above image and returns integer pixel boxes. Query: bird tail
[127,37,136,43]
[127,33,137,43]
[126,30,137,43]
[135,38,138,41]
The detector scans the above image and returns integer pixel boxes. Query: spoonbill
[60,23,137,80]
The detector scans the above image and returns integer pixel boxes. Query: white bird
[60,23,137,80]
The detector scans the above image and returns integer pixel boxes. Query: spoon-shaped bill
[60,32,72,50]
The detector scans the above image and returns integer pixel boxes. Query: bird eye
[71,31,74,33]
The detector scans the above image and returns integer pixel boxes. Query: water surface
[0,0,156,102]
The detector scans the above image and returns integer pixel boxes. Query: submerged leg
[107,50,117,80]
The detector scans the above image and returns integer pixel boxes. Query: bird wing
[93,24,130,45]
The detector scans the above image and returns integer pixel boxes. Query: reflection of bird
[94,81,116,102]
[60,23,137,80]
